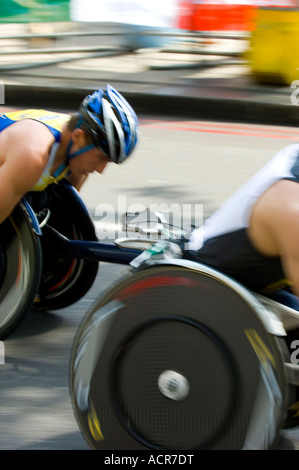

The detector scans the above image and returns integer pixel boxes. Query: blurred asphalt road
[0,22,298,125]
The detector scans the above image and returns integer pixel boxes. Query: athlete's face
[69,146,109,178]
[68,129,110,177]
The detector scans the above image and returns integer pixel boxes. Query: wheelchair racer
[0,84,138,224]
[186,142,299,427]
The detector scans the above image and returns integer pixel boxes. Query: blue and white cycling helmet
[78,84,138,164]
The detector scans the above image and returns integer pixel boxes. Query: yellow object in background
[249,8,299,85]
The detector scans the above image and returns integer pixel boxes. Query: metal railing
[0,24,249,72]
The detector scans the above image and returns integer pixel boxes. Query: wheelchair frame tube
[63,239,142,264]
[43,224,143,265]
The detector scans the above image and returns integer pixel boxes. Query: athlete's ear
[71,128,86,147]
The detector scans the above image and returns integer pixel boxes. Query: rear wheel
[0,203,42,339]
[70,262,287,450]
[33,182,99,311]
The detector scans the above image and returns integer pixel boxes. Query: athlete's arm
[0,120,54,224]
[274,201,299,299]
[249,179,299,298]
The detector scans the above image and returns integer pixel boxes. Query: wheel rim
[70,264,287,450]
[0,206,41,338]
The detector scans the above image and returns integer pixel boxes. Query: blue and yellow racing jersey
[0,109,71,191]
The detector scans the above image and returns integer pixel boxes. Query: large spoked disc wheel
[0,203,42,339]
[33,181,99,311]
[70,261,287,450]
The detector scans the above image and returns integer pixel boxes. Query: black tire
[0,203,42,339]
[70,262,287,450]
[33,181,99,311]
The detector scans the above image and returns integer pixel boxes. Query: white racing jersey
[188,143,299,294]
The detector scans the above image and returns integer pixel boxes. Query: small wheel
[33,181,99,311]
[70,262,287,450]
[0,203,42,339]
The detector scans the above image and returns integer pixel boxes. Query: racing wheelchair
[1,181,299,449]
[69,215,299,450]
[0,180,100,339]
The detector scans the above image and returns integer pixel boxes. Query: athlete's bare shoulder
[249,179,299,257]
[0,118,55,166]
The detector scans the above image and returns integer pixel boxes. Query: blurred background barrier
[0,0,299,85]
[0,0,257,30]
[69,0,180,49]
[0,0,70,22]
[177,0,257,32]
[0,0,251,71]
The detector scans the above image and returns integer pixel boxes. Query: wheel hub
[158,370,190,401]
